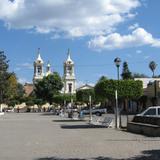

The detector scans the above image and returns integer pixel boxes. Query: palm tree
[149,61,157,77]
[149,61,157,105]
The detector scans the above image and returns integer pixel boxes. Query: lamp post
[89,95,92,123]
[114,57,121,128]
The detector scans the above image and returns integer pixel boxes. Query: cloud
[128,23,139,30]
[88,28,160,50]
[18,77,29,84]
[136,50,142,54]
[144,55,150,60]
[17,63,33,69]
[0,0,140,37]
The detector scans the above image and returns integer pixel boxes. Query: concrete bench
[127,121,160,137]
[90,116,113,128]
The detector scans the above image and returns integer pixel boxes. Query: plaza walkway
[0,113,160,160]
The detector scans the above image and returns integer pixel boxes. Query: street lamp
[114,57,121,128]
[89,95,92,123]
[114,57,121,80]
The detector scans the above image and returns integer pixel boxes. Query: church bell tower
[33,48,44,84]
[63,49,76,94]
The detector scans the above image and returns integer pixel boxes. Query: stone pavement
[0,113,160,160]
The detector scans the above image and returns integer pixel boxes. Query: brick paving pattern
[0,113,160,160]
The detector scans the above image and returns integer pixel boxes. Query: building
[24,83,34,96]
[76,84,94,91]
[63,49,76,94]
[135,78,160,106]
[33,48,45,83]
[32,48,76,94]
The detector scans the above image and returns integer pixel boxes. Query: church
[32,48,76,94]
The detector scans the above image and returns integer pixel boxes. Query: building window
[68,83,72,93]
[67,66,72,75]
[37,66,42,75]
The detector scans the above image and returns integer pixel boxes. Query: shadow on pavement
[35,149,160,160]
[35,158,85,160]
[40,113,55,116]
[61,124,107,129]
[53,120,86,122]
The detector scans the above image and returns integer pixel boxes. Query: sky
[0,0,160,86]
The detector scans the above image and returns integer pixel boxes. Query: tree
[94,79,143,111]
[95,79,115,101]
[16,83,25,98]
[6,73,18,99]
[0,51,9,73]
[34,72,63,104]
[132,73,149,78]
[121,61,132,80]
[98,76,108,82]
[149,61,157,77]
[4,74,25,106]
[0,51,25,106]
[0,51,10,104]
[149,61,158,105]
[76,89,95,105]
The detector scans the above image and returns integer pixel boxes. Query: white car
[137,106,160,117]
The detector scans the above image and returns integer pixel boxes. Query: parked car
[80,106,107,116]
[137,106,160,117]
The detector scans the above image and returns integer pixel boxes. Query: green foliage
[8,99,19,107]
[95,79,116,101]
[118,80,143,99]
[98,76,108,82]
[53,94,76,105]
[33,98,45,106]
[76,89,95,103]
[0,51,15,103]
[0,51,9,73]
[132,73,149,78]
[149,61,157,77]
[34,72,63,104]
[53,94,64,105]
[26,100,34,106]
[121,61,132,80]
[6,73,18,99]
[95,79,143,101]
[16,83,25,98]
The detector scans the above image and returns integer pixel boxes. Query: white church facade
[33,49,76,94]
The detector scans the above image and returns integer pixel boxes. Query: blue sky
[0,0,160,86]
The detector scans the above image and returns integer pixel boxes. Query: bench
[127,116,160,137]
[90,116,113,128]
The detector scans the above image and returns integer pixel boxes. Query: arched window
[68,83,72,93]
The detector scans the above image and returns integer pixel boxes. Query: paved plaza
[0,113,160,160]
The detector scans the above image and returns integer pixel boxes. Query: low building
[76,84,94,91]
[24,83,34,96]
[135,78,160,106]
